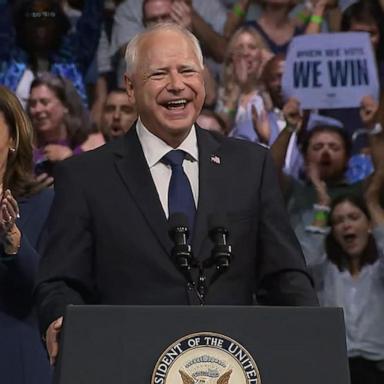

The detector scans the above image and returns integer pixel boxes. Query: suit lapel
[113,128,173,255]
[111,126,225,260]
[192,128,223,259]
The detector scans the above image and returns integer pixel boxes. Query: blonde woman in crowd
[216,26,273,141]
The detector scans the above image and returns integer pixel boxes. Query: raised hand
[306,162,331,206]
[0,189,20,236]
[251,104,270,145]
[282,98,303,132]
[0,189,21,254]
[232,54,250,87]
[171,1,193,30]
[360,95,380,129]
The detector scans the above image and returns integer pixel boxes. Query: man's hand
[306,162,331,206]
[282,98,303,131]
[360,95,379,129]
[46,316,63,366]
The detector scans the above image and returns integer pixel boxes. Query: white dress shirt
[136,118,199,218]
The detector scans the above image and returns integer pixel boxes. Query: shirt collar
[136,118,198,167]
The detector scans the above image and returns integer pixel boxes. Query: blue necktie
[162,150,196,231]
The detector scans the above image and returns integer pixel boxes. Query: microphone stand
[196,265,208,303]
[168,213,205,305]
[168,213,233,305]
[203,214,233,287]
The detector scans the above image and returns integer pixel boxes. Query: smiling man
[35,24,318,366]
[124,25,205,148]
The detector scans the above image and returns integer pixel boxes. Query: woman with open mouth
[302,165,384,384]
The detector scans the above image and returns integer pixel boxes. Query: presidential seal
[151,332,261,384]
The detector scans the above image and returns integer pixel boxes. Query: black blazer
[1,189,53,384]
[35,126,318,333]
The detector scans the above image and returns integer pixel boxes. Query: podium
[54,305,350,384]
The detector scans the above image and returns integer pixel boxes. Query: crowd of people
[0,1,384,383]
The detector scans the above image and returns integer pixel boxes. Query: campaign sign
[282,32,379,109]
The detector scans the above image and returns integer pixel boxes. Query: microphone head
[168,212,190,238]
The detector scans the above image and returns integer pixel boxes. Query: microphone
[169,213,205,304]
[205,213,233,273]
[168,213,195,275]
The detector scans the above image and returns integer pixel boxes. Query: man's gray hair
[124,23,204,75]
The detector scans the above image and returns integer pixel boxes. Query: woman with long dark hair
[304,169,384,383]
[0,85,53,383]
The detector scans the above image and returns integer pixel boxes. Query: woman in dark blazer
[0,85,53,383]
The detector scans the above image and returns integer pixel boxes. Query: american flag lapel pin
[210,154,221,165]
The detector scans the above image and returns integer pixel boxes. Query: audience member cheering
[309,0,384,158]
[217,26,273,138]
[248,0,304,55]
[0,85,53,384]
[269,95,384,258]
[28,72,97,179]
[303,175,384,384]
[100,88,137,141]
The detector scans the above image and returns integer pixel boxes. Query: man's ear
[124,73,136,103]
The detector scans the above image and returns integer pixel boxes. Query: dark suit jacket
[1,189,53,384]
[36,126,318,333]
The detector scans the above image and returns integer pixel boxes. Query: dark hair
[13,0,70,52]
[108,88,128,96]
[0,86,40,198]
[326,194,378,271]
[341,0,384,61]
[300,125,351,159]
[29,72,91,148]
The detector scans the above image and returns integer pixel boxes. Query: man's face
[125,29,205,147]
[265,59,285,109]
[101,91,137,139]
[305,131,348,182]
[143,0,173,27]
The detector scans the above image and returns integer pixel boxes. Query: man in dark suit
[35,23,318,365]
